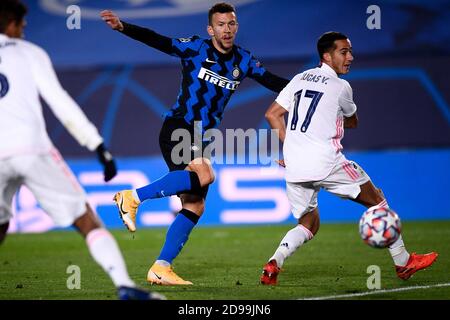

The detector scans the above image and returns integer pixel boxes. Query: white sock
[155,260,170,267]
[86,228,135,288]
[388,235,410,266]
[374,199,410,267]
[367,198,389,211]
[269,224,314,268]
[132,189,141,204]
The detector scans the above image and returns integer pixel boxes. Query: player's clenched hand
[95,143,118,182]
[100,10,124,31]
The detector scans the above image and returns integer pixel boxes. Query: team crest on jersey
[232,67,241,79]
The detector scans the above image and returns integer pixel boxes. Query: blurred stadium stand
[10,0,450,232]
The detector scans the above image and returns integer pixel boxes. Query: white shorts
[286,155,371,219]
[0,149,87,227]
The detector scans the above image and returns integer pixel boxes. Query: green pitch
[0,221,449,300]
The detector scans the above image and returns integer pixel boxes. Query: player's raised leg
[113,169,203,232]
[353,180,438,280]
[113,157,214,233]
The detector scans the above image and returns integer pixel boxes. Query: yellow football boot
[147,263,193,285]
[113,190,139,232]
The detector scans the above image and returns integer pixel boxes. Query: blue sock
[136,171,200,202]
[157,209,199,264]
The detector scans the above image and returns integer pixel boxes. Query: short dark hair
[208,2,236,25]
[0,0,27,33]
[317,31,348,60]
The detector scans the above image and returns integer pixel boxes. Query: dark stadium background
[9,0,450,232]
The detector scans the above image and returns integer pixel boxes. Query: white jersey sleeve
[24,42,103,151]
[338,80,357,117]
[275,74,301,111]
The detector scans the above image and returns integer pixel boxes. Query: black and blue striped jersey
[121,22,289,131]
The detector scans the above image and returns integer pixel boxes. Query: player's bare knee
[202,167,215,185]
[196,170,214,186]
[188,159,215,186]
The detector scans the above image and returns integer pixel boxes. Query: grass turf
[0,221,448,300]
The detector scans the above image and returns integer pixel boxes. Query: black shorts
[159,117,210,198]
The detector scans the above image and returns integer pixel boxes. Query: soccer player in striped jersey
[0,0,163,300]
[101,2,289,285]
[260,31,438,285]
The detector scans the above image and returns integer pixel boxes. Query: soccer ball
[359,206,402,248]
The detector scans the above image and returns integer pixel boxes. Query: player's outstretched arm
[253,70,290,93]
[27,43,118,182]
[246,56,289,93]
[100,10,173,55]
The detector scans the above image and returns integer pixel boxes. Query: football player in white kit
[0,0,164,300]
[260,31,438,285]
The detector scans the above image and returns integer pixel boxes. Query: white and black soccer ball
[359,206,402,248]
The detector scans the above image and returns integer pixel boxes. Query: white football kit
[0,34,103,226]
[276,63,370,218]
